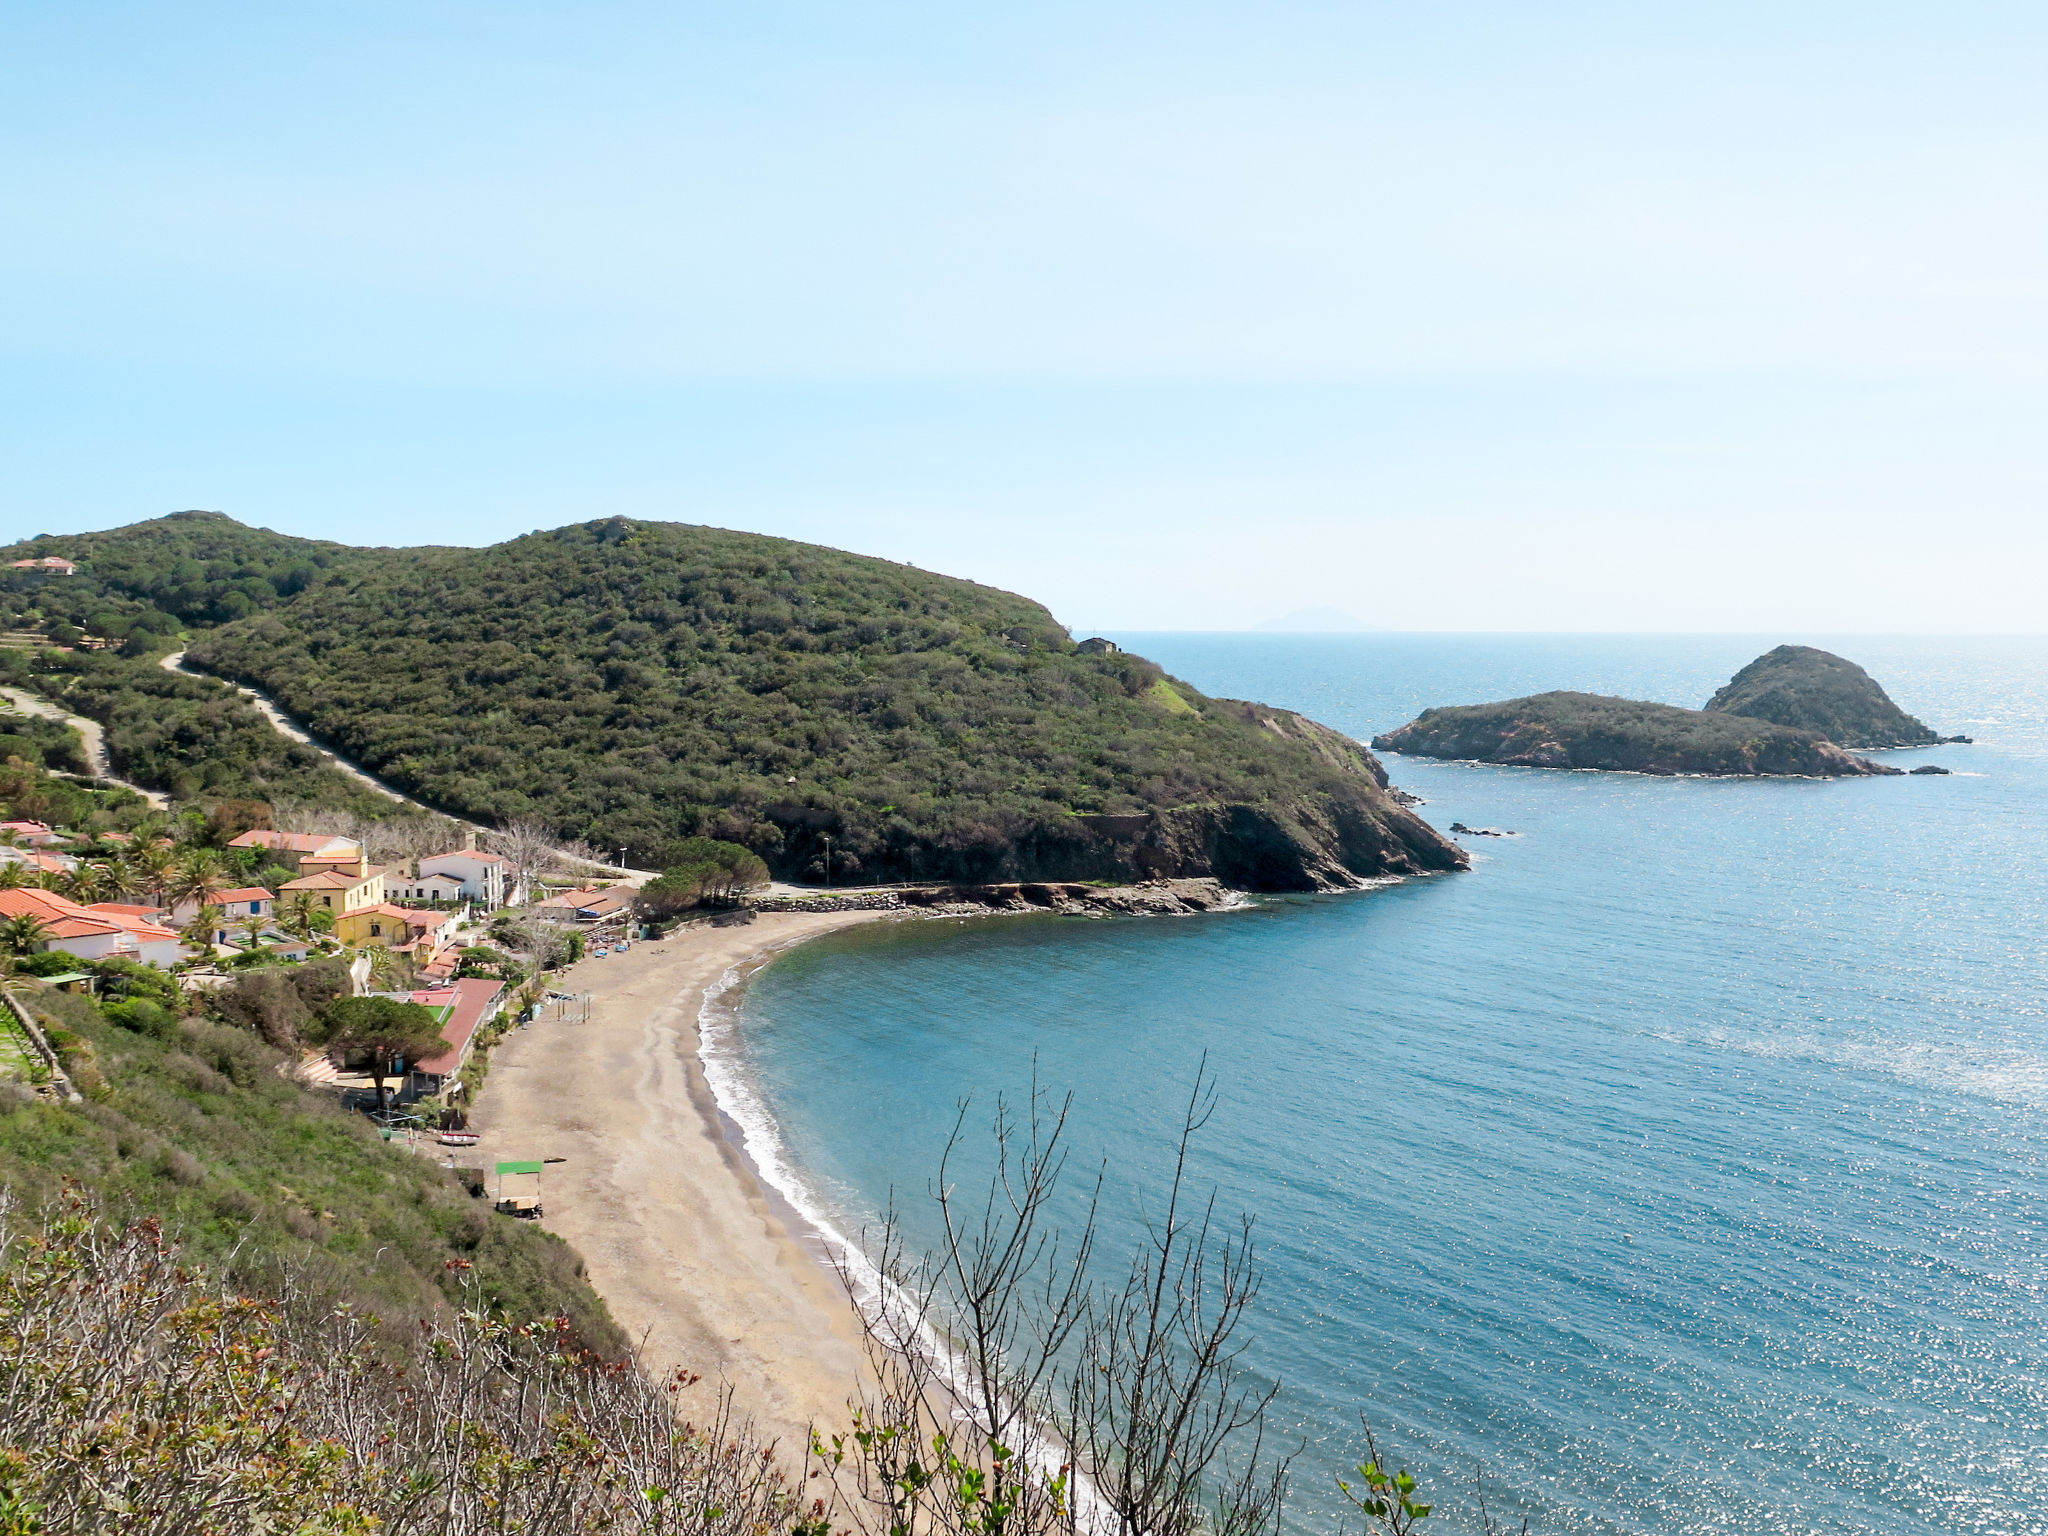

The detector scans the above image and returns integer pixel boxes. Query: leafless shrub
[0,1197,806,1536]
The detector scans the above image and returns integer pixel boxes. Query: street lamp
[822,834,833,888]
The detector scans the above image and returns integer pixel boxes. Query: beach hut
[494,1159,544,1217]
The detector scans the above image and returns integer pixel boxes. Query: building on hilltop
[6,557,77,575]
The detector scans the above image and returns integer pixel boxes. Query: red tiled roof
[209,888,274,904]
[230,830,359,855]
[411,978,504,1076]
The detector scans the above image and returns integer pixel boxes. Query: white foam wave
[697,952,1113,1526]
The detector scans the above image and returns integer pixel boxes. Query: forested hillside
[8,513,1462,888]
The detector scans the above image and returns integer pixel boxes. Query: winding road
[159,651,651,882]
[0,684,169,809]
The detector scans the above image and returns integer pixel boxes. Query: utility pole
[822,834,833,887]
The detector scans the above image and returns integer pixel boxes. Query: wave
[697,948,1114,1526]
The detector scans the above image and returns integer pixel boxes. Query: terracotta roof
[423,849,506,864]
[0,888,82,921]
[209,888,274,904]
[230,830,361,855]
[87,903,166,919]
[280,869,374,891]
[411,978,505,1076]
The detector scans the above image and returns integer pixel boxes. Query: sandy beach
[468,909,889,1447]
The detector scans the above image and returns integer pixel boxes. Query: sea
[712,635,2048,1536]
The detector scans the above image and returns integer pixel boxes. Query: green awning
[496,1160,544,1174]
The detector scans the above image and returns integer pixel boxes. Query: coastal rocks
[1374,692,1902,778]
[752,878,1244,919]
[1705,645,1943,748]
[1449,822,1515,837]
[1910,765,1951,775]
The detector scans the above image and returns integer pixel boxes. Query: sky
[4,2,2046,632]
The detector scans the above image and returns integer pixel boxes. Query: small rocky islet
[1373,646,1960,779]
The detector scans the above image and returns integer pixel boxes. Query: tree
[61,862,109,905]
[634,838,770,921]
[238,912,267,950]
[314,995,447,1118]
[124,841,175,908]
[0,913,49,957]
[167,847,230,912]
[279,890,325,940]
[0,862,29,891]
[485,817,560,903]
[179,909,221,954]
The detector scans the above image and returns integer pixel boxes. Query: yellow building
[280,865,385,918]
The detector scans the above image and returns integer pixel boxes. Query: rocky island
[1371,645,1968,778]
[1704,644,1961,747]
[1372,691,1898,777]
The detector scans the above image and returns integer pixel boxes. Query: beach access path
[468,909,887,1448]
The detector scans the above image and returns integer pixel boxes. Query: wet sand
[469,910,889,1447]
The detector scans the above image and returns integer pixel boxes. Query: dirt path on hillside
[0,684,169,808]
[160,651,652,881]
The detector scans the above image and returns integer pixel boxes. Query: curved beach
[468,910,888,1447]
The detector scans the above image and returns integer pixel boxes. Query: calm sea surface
[725,636,2048,1536]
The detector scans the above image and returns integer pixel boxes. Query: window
[322,895,332,907]
[370,922,382,937]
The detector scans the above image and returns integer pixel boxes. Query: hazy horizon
[6,3,2046,632]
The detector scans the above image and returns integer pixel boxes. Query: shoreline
[464,891,1279,1448]
[467,908,890,1447]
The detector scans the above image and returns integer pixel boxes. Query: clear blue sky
[5,2,2045,631]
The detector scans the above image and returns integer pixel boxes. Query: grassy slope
[0,985,622,1352]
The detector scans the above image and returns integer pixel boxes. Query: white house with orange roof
[0,888,187,966]
[418,850,510,907]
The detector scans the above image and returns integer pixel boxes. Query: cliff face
[1372,692,1901,778]
[1705,646,1941,748]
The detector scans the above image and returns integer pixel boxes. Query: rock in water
[1910,765,1951,775]
[1704,645,1941,748]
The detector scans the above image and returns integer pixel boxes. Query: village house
[334,901,458,972]
[533,885,634,922]
[418,850,510,907]
[279,863,385,917]
[170,886,275,927]
[227,830,366,876]
[0,888,187,966]
[403,978,505,1098]
[1,820,64,848]
[0,845,77,878]
[6,557,77,575]
[392,870,466,904]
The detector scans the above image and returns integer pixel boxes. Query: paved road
[0,684,169,808]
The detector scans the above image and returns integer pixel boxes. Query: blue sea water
[729,636,2048,1536]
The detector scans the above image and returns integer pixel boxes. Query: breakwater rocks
[754,877,1246,919]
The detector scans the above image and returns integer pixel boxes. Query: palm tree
[179,909,222,954]
[125,843,175,909]
[281,891,321,941]
[239,913,267,951]
[0,913,50,958]
[62,864,109,905]
[167,848,228,915]
[0,862,29,891]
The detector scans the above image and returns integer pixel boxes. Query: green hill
[1704,645,1946,748]
[1372,691,1900,777]
[5,513,1462,890]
